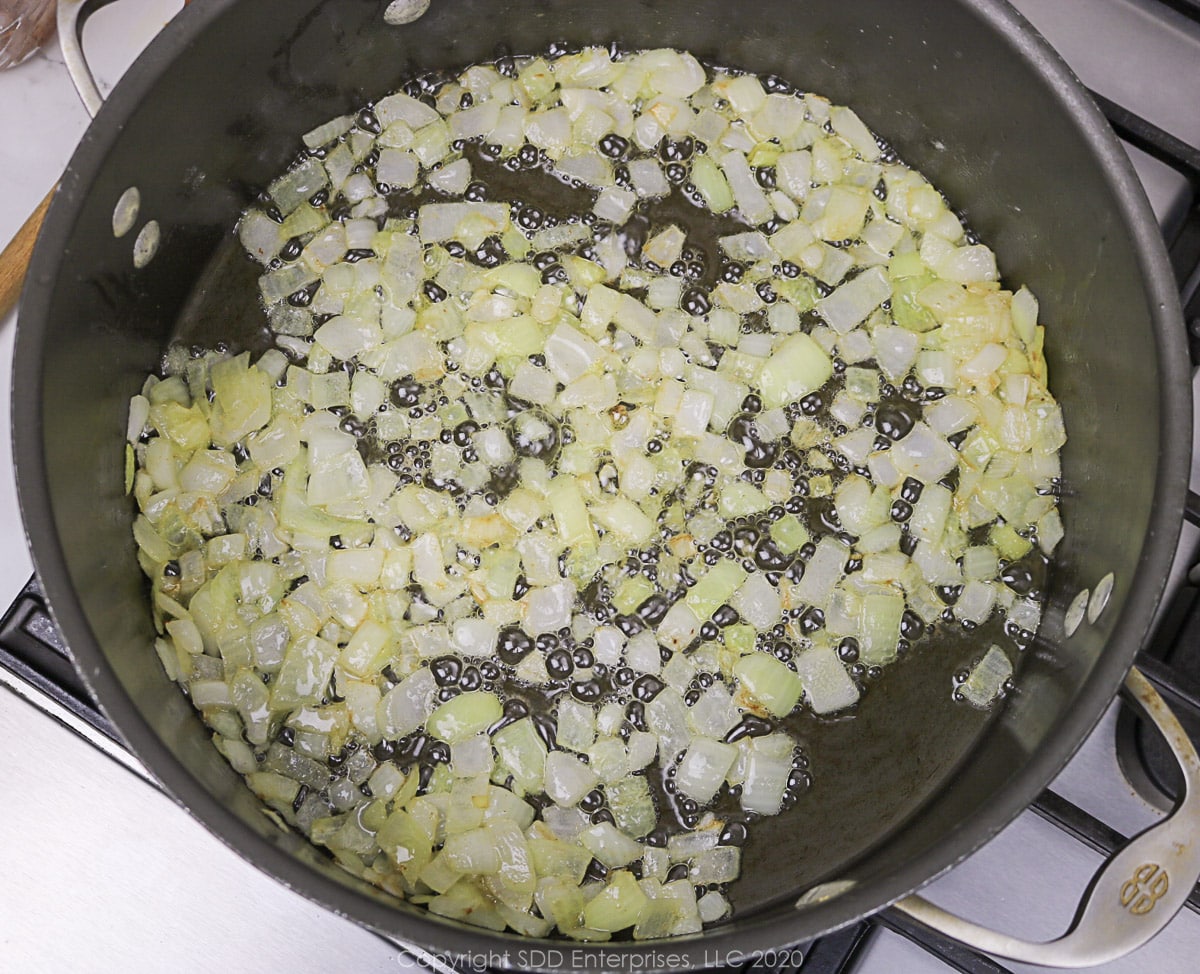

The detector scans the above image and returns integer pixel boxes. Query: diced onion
[128,43,1064,943]
[958,645,1013,707]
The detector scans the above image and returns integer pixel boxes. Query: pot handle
[56,0,118,116]
[892,666,1200,968]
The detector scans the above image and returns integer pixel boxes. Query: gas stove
[2,2,1199,972]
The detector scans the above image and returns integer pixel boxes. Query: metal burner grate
[1102,0,1200,824]
[1088,88,1200,359]
[0,575,117,742]
[1160,0,1200,28]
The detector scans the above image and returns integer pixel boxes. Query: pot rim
[12,0,1191,966]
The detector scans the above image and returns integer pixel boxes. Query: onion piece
[794,645,860,714]
[579,822,644,868]
[734,655,802,717]
[675,738,738,803]
[427,691,502,744]
[958,645,1013,708]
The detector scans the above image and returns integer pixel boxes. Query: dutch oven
[13,0,1200,967]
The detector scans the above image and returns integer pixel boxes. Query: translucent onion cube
[417,202,510,246]
[698,890,731,923]
[543,805,590,841]
[794,645,860,715]
[624,630,662,674]
[589,736,631,783]
[860,592,905,665]
[592,626,625,666]
[535,875,587,933]
[674,389,714,438]
[657,601,701,654]
[446,774,489,835]
[524,107,572,154]
[190,679,233,710]
[647,688,691,765]
[666,828,719,861]
[426,690,503,744]
[643,847,670,882]
[544,322,603,383]
[687,684,741,739]
[492,717,548,794]
[545,751,598,807]
[628,892,676,945]
[960,645,1013,708]
[616,732,654,778]
[961,545,1000,581]
[731,572,782,630]
[734,653,803,717]
[789,536,849,607]
[892,422,959,483]
[661,879,703,936]
[1039,508,1065,555]
[524,581,575,634]
[443,827,502,874]
[608,776,657,838]
[268,156,329,216]
[662,653,697,691]
[815,265,891,334]
[451,618,498,657]
[741,746,791,816]
[685,561,747,618]
[376,90,440,127]
[757,333,833,409]
[555,150,613,189]
[596,701,627,737]
[628,158,670,198]
[270,634,338,711]
[591,496,656,547]
[428,157,472,196]
[556,697,596,752]
[955,579,997,626]
[484,784,536,832]
[643,224,686,267]
[579,821,644,868]
[719,231,774,262]
[314,314,381,361]
[689,846,741,885]
[675,737,738,803]
[1008,597,1043,634]
[718,149,772,226]
[528,828,591,885]
[582,870,648,932]
[452,734,495,777]
[594,186,637,224]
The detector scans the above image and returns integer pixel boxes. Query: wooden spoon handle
[0,184,55,321]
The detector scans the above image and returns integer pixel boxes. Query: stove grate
[0,574,117,742]
[1159,0,1200,28]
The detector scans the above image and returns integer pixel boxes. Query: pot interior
[16,0,1188,960]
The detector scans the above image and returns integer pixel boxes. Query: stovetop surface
[2,2,1200,972]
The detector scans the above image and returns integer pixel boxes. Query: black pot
[14,0,1192,967]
